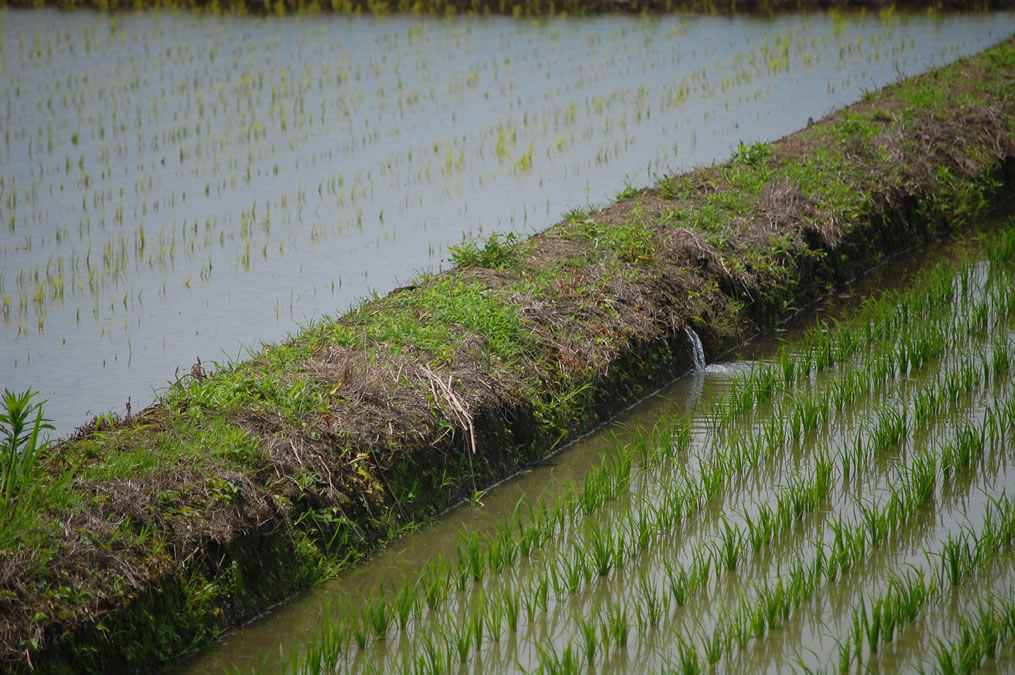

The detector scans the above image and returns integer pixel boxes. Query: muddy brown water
[175,223,1014,672]
[2,9,1014,436]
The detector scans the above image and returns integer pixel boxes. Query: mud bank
[2,34,1015,674]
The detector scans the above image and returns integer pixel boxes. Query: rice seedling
[483,592,504,642]
[412,630,451,675]
[421,558,449,611]
[579,466,609,516]
[522,585,539,624]
[635,570,666,628]
[790,391,826,437]
[585,519,616,577]
[452,562,470,592]
[744,503,776,553]
[838,493,1015,670]
[929,591,1015,673]
[992,339,1012,378]
[714,517,744,571]
[518,518,541,558]
[534,638,579,675]
[913,387,940,425]
[700,392,1007,668]
[850,570,933,656]
[567,545,595,592]
[360,588,393,642]
[393,580,419,630]
[484,531,506,574]
[625,508,654,555]
[936,532,976,587]
[533,572,549,612]
[458,531,485,583]
[664,547,712,607]
[469,594,485,652]
[297,601,351,673]
[756,576,792,630]
[780,350,797,386]
[710,260,999,446]
[350,614,369,651]
[667,633,704,674]
[774,458,833,529]
[700,623,725,669]
[600,599,630,649]
[869,407,907,451]
[574,612,598,666]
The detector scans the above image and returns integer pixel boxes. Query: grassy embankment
[0,0,1010,16]
[1,33,1015,674]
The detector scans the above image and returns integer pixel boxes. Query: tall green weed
[1,390,53,542]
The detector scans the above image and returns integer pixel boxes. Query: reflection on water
[1,9,1013,434]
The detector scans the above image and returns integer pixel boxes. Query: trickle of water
[686,327,706,371]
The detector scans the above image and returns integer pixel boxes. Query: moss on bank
[2,33,1015,675]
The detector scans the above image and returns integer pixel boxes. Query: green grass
[311,276,524,365]
[557,214,657,265]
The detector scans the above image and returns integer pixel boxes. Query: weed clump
[449,232,520,270]
[0,390,54,538]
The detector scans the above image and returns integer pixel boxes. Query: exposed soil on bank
[1,32,1014,675]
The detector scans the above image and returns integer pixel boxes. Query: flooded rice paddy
[2,9,1014,435]
[178,226,1015,673]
